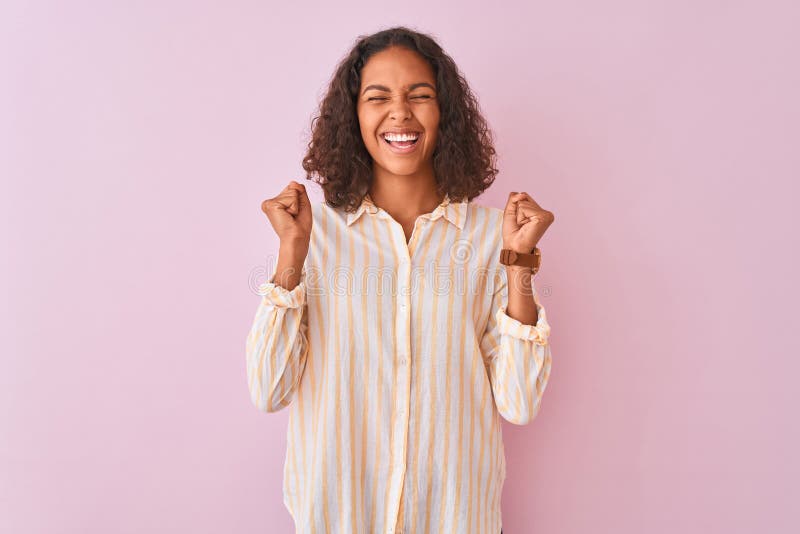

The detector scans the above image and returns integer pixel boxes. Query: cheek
[357,114,378,145]
[423,110,440,142]
[357,125,373,149]
[425,121,440,146]
[425,131,438,153]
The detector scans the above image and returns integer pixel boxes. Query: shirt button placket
[396,256,411,452]
[389,231,413,534]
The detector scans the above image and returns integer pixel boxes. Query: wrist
[504,264,533,273]
[280,239,308,257]
[500,244,541,276]
[502,242,536,254]
[505,265,535,297]
[505,265,534,285]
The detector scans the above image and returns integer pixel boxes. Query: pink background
[2,1,798,532]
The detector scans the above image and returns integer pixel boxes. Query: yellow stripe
[368,213,386,530]
[332,212,344,529]
[467,205,491,532]
[319,206,331,532]
[422,221,453,533]
[408,216,438,532]
[436,218,461,534]
[301,243,315,523]
[346,221,357,527]
[359,217,370,527]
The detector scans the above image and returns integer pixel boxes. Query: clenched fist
[502,191,555,253]
[261,181,313,248]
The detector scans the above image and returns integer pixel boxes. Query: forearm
[272,239,308,291]
[504,265,538,326]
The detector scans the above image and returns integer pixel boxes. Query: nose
[389,97,412,121]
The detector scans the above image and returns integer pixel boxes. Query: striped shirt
[245,192,553,534]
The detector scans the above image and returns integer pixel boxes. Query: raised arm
[480,266,552,425]
[246,181,312,412]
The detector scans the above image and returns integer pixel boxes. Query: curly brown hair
[301,26,499,212]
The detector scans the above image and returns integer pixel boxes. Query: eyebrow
[361,82,436,96]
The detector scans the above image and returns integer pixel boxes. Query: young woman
[247,26,554,534]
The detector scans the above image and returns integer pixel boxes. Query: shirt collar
[346,192,467,230]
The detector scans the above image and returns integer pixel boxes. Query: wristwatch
[499,246,541,275]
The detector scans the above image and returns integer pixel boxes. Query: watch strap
[499,247,541,274]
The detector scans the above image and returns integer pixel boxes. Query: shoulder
[309,199,338,223]
[310,200,324,221]
[465,201,504,234]
[477,203,504,221]
[307,199,351,237]
[466,198,503,216]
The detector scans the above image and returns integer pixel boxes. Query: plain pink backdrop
[2,1,798,533]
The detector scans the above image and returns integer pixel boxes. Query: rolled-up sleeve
[245,267,309,413]
[480,267,552,425]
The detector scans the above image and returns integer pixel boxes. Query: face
[356,46,440,178]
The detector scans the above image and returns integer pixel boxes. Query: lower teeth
[389,140,417,147]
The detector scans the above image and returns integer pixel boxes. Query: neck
[368,166,443,224]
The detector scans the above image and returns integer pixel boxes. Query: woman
[247,26,554,534]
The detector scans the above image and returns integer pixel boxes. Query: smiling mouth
[381,132,421,150]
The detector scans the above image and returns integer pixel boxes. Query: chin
[376,160,424,176]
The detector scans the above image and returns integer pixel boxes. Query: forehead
[359,46,435,88]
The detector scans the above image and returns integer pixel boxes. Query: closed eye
[367,95,433,102]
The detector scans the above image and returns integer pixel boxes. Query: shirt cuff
[256,273,306,308]
[495,304,551,345]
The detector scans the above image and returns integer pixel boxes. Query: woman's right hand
[261,181,313,249]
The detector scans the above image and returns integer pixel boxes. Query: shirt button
[399,358,407,365]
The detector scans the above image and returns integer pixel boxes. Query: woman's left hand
[502,191,555,253]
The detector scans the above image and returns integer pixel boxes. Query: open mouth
[382,132,420,149]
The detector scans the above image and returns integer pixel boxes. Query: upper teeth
[384,132,419,142]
